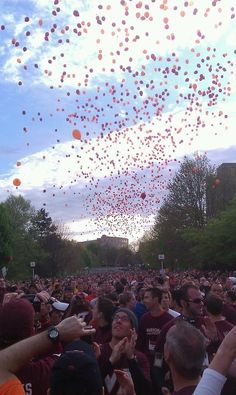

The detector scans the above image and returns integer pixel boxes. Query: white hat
[52,301,69,312]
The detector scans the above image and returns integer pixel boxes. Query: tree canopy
[0,195,135,279]
[139,154,233,269]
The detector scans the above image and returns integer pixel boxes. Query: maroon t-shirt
[155,315,205,355]
[17,355,57,395]
[222,303,236,325]
[207,319,233,362]
[136,310,173,363]
[173,385,197,395]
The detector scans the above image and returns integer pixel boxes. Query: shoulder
[161,310,175,322]
[139,312,151,325]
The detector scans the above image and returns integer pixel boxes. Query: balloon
[72,129,81,140]
[13,178,21,187]
[140,192,146,199]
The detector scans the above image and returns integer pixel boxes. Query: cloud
[1,94,236,242]
[1,0,236,243]
[1,0,236,88]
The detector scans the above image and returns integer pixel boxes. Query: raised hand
[124,329,137,359]
[109,337,128,365]
[56,316,95,343]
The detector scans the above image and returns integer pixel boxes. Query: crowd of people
[0,268,236,395]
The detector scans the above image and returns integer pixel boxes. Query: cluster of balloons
[1,0,235,238]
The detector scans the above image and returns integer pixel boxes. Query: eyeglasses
[113,315,130,323]
[186,298,204,304]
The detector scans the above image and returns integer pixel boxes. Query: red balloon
[72,129,81,140]
[140,192,146,200]
[13,178,21,187]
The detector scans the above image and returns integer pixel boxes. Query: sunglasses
[186,298,204,304]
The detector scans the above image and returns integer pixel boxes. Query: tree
[114,247,137,268]
[139,155,216,268]
[29,208,57,240]
[29,208,61,277]
[4,195,35,232]
[2,195,39,279]
[165,154,216,229]
[183,196,236,269]
[0,204,13,268]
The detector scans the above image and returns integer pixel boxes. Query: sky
[0,0,236,244]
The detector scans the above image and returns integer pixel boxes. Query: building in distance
[82,234,129,249]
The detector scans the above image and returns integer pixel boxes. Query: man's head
[179,284,204,318]
[0,298,35,347]
[50,340,103,395]
[93,297,115,325]
[63,286,74,303]
[161,289,171,311]
[164,322,206,381]
[143,287,163,311]
[210,283,224,299]
[111,308,138,340]
[225,289,236,304]
[205,293,223,317]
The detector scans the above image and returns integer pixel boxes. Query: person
[62,286,74,304]
[225,289,236,309]
[118,292,137,311]
[193,326,236,395]
[205,293,233,348]
[162,321,206,395]
[0,297,60,395]
[211,283,236,325]
[49,300,69,326]
[136,288,173,365]
[92,297,115,344]
[0,278,6,306]
[161,289,180,318]
[66,293,92,324]
[134,288,147,324]
[205,293,235,395]
[50,339,103,395]
[98,307,152,395]
[155,284,209,392]
[156,284,206,357]
[0,316,96,395]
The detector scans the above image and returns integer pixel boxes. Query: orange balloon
[13,178,21,187]
[72,129,81,140]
